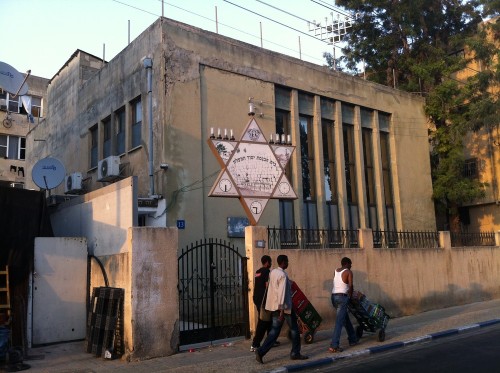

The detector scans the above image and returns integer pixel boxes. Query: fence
[373,230,440,249]
[450,231,496,247]
[267,227,358,249]
[267,227,496,249]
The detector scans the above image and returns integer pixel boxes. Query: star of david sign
[208,117,297,225]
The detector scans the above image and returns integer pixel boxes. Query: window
[8,95,19,113]
[322,118,340,230]
[463,158,479,179]
[275,108,294,229]
[131,97,142,148]
[300,115,318,230]
[90,125,98,168]
[379,111,395,230]
[0,135,25,160]
[0,135,6,157]
[363,128,378,229]
[342,104,359,229]
[1,92,42,117]
[32,96,42,117]
[102,116,111,158]
[115,107,126,155]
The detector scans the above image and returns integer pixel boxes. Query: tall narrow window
[0,135,7,158]
[131,97,142,148]
[361,108,377,229]
[342,104,358,229]
[115,107,126,155]
[90,125,98,168]
[32,96,42,117]
[103,116,112,158]
[276,108,294,229]
[362,129,377,228]
[19,137,26,160]
[322,118,340,230]
[379,112,395,230]
[300,115,318,229]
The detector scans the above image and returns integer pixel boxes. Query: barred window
[463,158,479,179]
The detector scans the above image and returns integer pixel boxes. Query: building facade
[27,18,436,249]
[0,74,48,189]
[450,18,500,232]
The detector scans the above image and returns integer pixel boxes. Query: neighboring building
[27,17,436,250]
[0,74,49,189]
[450,18,499,232]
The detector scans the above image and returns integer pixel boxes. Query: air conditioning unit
[9,182,24,189]
[0,99,7,111]
[64,172,83,194]
[97,155,121,181]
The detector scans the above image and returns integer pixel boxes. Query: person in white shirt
[329,256,358,352]
[255,255,308,364]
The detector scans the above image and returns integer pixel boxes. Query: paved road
[306,323,500,372]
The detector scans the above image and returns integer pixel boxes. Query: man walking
[255,255,308,364]
[251,255,280,351]
[329,256,358,352]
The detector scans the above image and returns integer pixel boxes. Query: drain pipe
[143,57,154,197]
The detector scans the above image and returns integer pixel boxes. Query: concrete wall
[90,227,178,361]
[50,177,137,256]
[245,226,500,335]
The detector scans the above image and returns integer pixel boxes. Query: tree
[326,0,499,230]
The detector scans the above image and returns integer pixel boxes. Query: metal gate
[178,238,249,346]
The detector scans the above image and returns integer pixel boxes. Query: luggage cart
[290,282,322,344]
[348,291,389,342]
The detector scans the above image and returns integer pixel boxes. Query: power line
[255,0,311,24]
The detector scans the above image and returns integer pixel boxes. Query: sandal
[328,347,343,353]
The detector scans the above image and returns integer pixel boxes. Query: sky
[0,0,349,80]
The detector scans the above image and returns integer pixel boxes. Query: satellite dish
[32,157,66,190]
[0,61,29,96]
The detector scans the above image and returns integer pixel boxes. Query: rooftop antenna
[308,1,357,70]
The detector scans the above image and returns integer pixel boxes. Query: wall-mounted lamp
[248,102,256,116]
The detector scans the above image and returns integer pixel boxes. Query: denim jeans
[330,294,357,348]
[257,311,301,358]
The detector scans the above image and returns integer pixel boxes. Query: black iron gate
[178,238,249,346]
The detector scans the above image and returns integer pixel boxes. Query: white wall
[49,177,138,256]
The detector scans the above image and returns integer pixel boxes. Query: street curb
[267,318,500,373]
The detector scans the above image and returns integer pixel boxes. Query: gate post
[244,226,270,338]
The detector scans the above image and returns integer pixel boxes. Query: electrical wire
[254,0,311,24]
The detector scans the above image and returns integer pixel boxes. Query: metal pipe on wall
[143,57,154,196]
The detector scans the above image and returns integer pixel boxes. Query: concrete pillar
[495,231,500,247]
[245,225,270,338]
[439,231,451,250]
[358,228,373,250]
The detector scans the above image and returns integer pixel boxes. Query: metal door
[178,238,249,346]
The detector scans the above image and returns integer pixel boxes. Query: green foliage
[327,1,499,226]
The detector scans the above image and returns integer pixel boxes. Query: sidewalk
[11,298,500,373]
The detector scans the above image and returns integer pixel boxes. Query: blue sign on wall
[177,220,186,229]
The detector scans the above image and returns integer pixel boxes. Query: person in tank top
[329,257,358,352]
